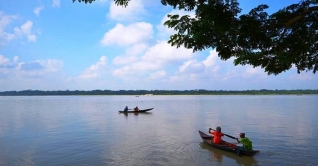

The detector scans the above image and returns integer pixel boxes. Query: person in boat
[209,126,224,144]
[134,106,139,112]
[124,106,129,112]
[236,133,253,151]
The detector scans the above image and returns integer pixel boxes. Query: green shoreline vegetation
[0,89,317,96]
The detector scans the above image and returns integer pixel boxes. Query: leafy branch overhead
[73,0,318,75]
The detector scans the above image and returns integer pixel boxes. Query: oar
[209,128,237,140]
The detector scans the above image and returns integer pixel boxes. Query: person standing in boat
[209,127,224,144]
[236,133,253,150]
[134,106,139,112]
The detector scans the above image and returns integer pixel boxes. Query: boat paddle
[209,128,237,140]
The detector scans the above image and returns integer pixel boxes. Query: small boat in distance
[119,108,154,113]
[198,130,259,156]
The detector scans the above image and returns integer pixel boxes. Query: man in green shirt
[236,133,253,150]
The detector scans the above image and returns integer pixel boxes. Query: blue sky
[0,0,317,91]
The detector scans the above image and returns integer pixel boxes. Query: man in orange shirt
[209,126,224,144]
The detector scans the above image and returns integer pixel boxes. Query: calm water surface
[0,95,317,166]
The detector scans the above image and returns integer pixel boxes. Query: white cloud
[222,70,238,81]
[21,21,32,34]
[203,50,218,67]
[178,59,203,73]
[27,34,36,42]
[201,50,221,76]
[286,65,315,81]
[101,22,153,46]
[103,8,199,81]
[108,0,146,22]
[52,0,60,8]
[112,44,148,65]
[13,56,18,63]
[112,54,137,66]
[45,59,63,72]
[0,11,18,45]
[0,55,18,76]
[34,6,44,15]
[242,67,264,78]
[0,13,36,44]
[178,60,192,73]
[142,40,194,65]
[168,75,185,82]
[149,70,166,79]
[0,54,66,91]
[20,20,37,42]
[166,55,215,83]
[112,40,194,78]
[17,59,63,76]
[0,55,10,66]
[289,73,314,81]
[0,54,62,77]
[112,63,146,77]
[0,55,16,75]
[78,56,107,79]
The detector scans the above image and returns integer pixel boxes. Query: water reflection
[199,142,258,166]
[119,112,153,117]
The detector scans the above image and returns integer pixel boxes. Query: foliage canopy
[73,0,318,75]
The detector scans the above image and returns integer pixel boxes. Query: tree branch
[285,6,318,27]
[278,6,318,45]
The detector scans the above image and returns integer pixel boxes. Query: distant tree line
[0,89,317,96]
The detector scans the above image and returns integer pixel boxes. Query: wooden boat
[198,130,259,156]
[118,108,154,113]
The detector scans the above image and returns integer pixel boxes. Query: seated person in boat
[124,106,129,112]
[236,133,253,150]
[134,106,139,112]
[209,126,224,144]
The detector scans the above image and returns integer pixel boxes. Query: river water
[0,95,317,166]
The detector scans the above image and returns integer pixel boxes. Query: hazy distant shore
[1,89,317,96]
